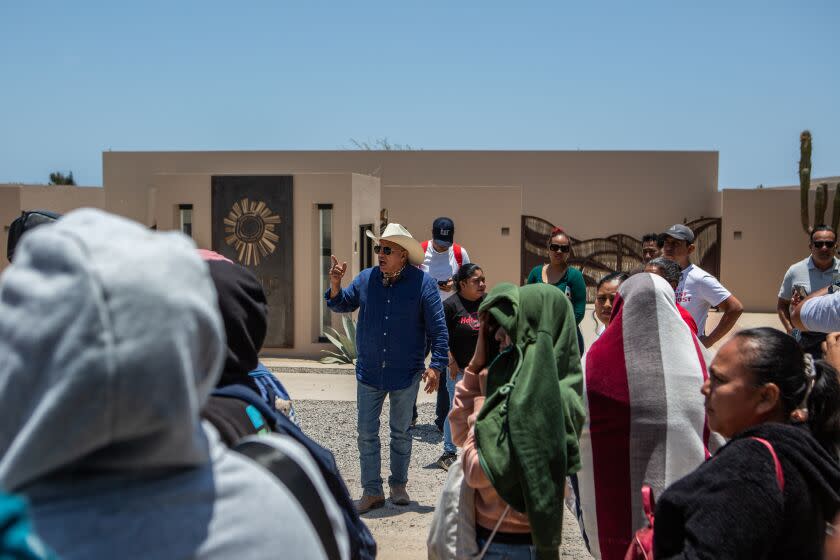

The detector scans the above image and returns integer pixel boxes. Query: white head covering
[0,208,225,491]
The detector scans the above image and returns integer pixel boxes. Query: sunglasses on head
[373,245,397,255]
[813,241,836,249]
[549,243,571,253]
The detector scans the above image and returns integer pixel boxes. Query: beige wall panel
[351,173,382,276]
[103,150,719,241]
[721,188,825,312]
[287,174,354,357]
[518,151,720,239]
[0,187,22,270]
[151,174,213,249]
[20,185,105,214]
[382,185,523,288]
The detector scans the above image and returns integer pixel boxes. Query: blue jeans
[475,539,537,560]
[442,369,464,454]
[357,372,422,496]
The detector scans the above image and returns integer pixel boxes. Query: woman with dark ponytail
[436,263,487,471]
[654,327,840,559]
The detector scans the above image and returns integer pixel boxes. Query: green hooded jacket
[475,283,585,559]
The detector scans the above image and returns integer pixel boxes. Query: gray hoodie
[0,209,344,560]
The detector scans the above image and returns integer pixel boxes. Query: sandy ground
[295,400,591,560]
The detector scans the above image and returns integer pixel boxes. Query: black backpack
[7,210,62,262]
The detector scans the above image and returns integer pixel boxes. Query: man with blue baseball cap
[418,217,471,436]
[420,217,471,301]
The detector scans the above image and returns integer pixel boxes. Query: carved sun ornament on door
[224,198,281,266]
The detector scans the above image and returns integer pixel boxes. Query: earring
[790,408,809,423]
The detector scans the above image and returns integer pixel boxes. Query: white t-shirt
[674,264,731,336]
[420,243,470,301]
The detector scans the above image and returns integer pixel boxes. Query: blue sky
[1,1,838,188]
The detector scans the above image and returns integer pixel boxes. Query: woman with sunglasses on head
[653,327,840,559]
[526,226,587,353]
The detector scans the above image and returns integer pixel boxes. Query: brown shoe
[389,484,410,506]
[355,494,385,514]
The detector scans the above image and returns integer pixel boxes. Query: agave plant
[320,315,357,365]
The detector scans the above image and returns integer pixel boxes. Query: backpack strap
[453,243,463,267]
[640,484,656,526]
[236,440,342,560]
[750,436,785,492]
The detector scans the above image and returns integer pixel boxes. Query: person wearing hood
[326,223,448,513]
[653,327,840,559]
[573,273,717,560]
[0,209,347,560]
[449,282,585,559]
[197,249,298,439]
[198,249,376,560]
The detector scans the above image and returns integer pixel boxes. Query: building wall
[0,187,22,270]
[351,173,381,274]
[152,174,213,248]
[6,157,825,355]
[721,187,824,312]
[19,185,105,214]
[103,150,719,240]
[142,171,378,357]
[382,185,523,287]
[1,184,104,270]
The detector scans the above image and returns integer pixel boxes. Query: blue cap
[432,217,454,246]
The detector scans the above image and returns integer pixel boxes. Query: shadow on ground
[409,423,443,445]
[362,501,435,519]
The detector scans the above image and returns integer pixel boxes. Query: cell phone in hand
[792,284,808,301]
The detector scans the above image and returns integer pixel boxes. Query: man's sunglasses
[373,245,397,255]
[813,241,837,249]
[549,243,571,253]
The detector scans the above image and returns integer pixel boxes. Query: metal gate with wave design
[521,216,722,302]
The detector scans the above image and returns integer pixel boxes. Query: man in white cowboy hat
[325,222,449,513]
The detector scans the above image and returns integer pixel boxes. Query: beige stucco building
[1,151,833,357]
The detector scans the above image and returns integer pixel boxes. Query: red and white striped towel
[572,273,721,559]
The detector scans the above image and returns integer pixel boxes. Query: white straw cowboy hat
[366,223,425,266]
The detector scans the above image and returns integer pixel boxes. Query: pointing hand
[329,255,347,286]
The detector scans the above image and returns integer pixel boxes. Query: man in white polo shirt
[662,223,743,348]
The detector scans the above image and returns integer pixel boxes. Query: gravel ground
[295,400,592,560]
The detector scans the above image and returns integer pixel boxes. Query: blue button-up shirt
[325,265,449,390]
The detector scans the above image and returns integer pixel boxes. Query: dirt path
[295,400,591,559]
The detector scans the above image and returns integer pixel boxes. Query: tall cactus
[832,183,840,232]
[800,130,812,234]
[815,183,828,225]
[799,131,840,233]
